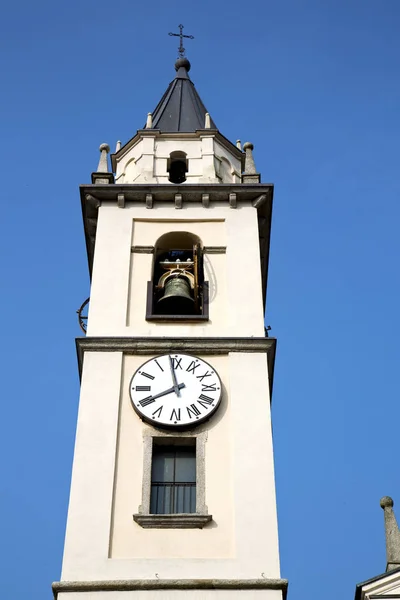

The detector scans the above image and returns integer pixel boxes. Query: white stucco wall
[61,352,280,582]
[87,204,265,338]
[110,354,233,560]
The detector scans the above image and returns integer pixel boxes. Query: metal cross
[169,24,194,58]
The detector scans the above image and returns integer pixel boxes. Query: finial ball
[380,496,394,509]
[243,142,254,151]
[99,143,110,153]
[175,57,191,72]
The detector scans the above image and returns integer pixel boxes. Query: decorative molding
[253,194,267,208]
[84,193,101,208]
[145,193,153,209]
[203,246,226,254]
[117,193,125,208]
[242,173,261,183]
[77,336,275,355]
[52,577,288,597]
[202,193,210,207]
[229,192,237,208]
[133,513,212,529]
[131,245,155,254]
[175,193,183,209]
[90,174,114,184]
[91,173,115,185]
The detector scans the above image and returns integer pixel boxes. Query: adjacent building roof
[150,58,217,132]
[354,566,400,600]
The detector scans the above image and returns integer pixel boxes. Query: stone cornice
[52,577,288,598]
[76,335,275,354]
[81,182,273,204]
[76,336,276,397]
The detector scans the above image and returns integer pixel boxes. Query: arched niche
[146,232,209,321]
[216,156,233,183]
[124,157,138,183]
[167,151,188,184]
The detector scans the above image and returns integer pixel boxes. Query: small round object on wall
[129,353,222,429]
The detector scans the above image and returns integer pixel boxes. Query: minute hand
[169,355,181,396]
[149,383,185,402]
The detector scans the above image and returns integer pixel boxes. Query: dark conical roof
[150,58,217,132]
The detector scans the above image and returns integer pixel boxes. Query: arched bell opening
[146,232,209,321]
[167,151,188,184]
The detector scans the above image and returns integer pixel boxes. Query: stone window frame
[133,429,211,529]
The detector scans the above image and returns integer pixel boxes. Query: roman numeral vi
[170,408,181,422]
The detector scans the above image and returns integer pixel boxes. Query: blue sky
[1,1,399,598]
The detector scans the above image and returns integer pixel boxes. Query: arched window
[167,151,188,184]
[146,232,209,321]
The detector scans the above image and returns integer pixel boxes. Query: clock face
[129,353,222,428]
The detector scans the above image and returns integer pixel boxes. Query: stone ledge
[76,336,275,355]
[204,245,227,254]
[131,245,155,253]
[133,513,212,528]
[52,577,288,597]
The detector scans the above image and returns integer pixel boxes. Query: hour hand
[169,355,181,396]
[147,382,185,403]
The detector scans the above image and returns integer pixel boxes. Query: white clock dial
[130,353,222,428]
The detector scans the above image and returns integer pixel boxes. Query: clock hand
[147,382,185,402]
[168,355,181,397]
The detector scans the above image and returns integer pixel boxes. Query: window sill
[133,513,212,529]
[146,314,209,322]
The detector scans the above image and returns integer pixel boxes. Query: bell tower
[53,42,287,600]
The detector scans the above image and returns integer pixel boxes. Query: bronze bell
[157,275,194,315]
